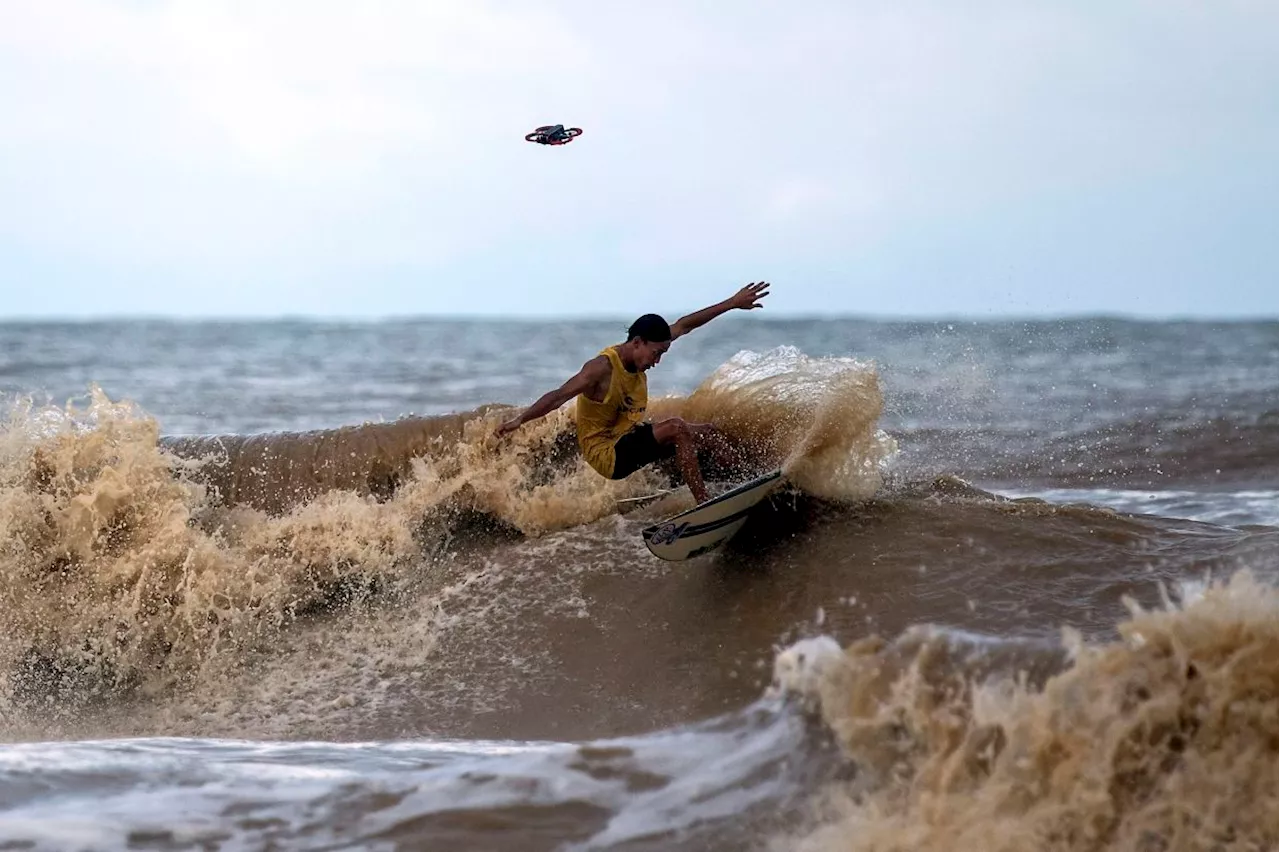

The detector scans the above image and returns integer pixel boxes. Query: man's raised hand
[730,281,770,310]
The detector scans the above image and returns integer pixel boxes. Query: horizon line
[1,310,1277,325]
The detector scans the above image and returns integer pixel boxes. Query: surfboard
[641,469,785,561]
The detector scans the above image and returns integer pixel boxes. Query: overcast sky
[1,1,1275,319]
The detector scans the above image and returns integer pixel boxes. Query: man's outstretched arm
[495,356,610,437]
[670,281,770,340]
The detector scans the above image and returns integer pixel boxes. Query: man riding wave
[495,282,770,502]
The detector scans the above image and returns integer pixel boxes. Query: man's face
[635,339,671,371]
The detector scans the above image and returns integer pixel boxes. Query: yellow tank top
[576,346,648,477]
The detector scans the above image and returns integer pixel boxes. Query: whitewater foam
[771,570,1278,852]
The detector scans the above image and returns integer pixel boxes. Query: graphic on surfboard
[641,469,785,561]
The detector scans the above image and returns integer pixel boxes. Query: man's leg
[687,423,752,476]
[651,418,709,503]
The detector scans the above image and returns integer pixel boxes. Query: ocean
[0,316,1275,851]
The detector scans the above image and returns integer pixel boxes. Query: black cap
[627,314,671,342]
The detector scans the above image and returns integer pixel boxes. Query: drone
[525,124,583,146]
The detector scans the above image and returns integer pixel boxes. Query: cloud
[1,1,592,170]
[763,177,840,222]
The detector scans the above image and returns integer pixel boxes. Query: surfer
[494,282,771,502]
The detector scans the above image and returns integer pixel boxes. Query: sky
[0,0,1276,319]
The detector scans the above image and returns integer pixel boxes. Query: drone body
[525,124,583,146]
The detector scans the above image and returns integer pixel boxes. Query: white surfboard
[641,470,785,561]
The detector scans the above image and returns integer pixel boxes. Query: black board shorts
[610,423,675,479]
